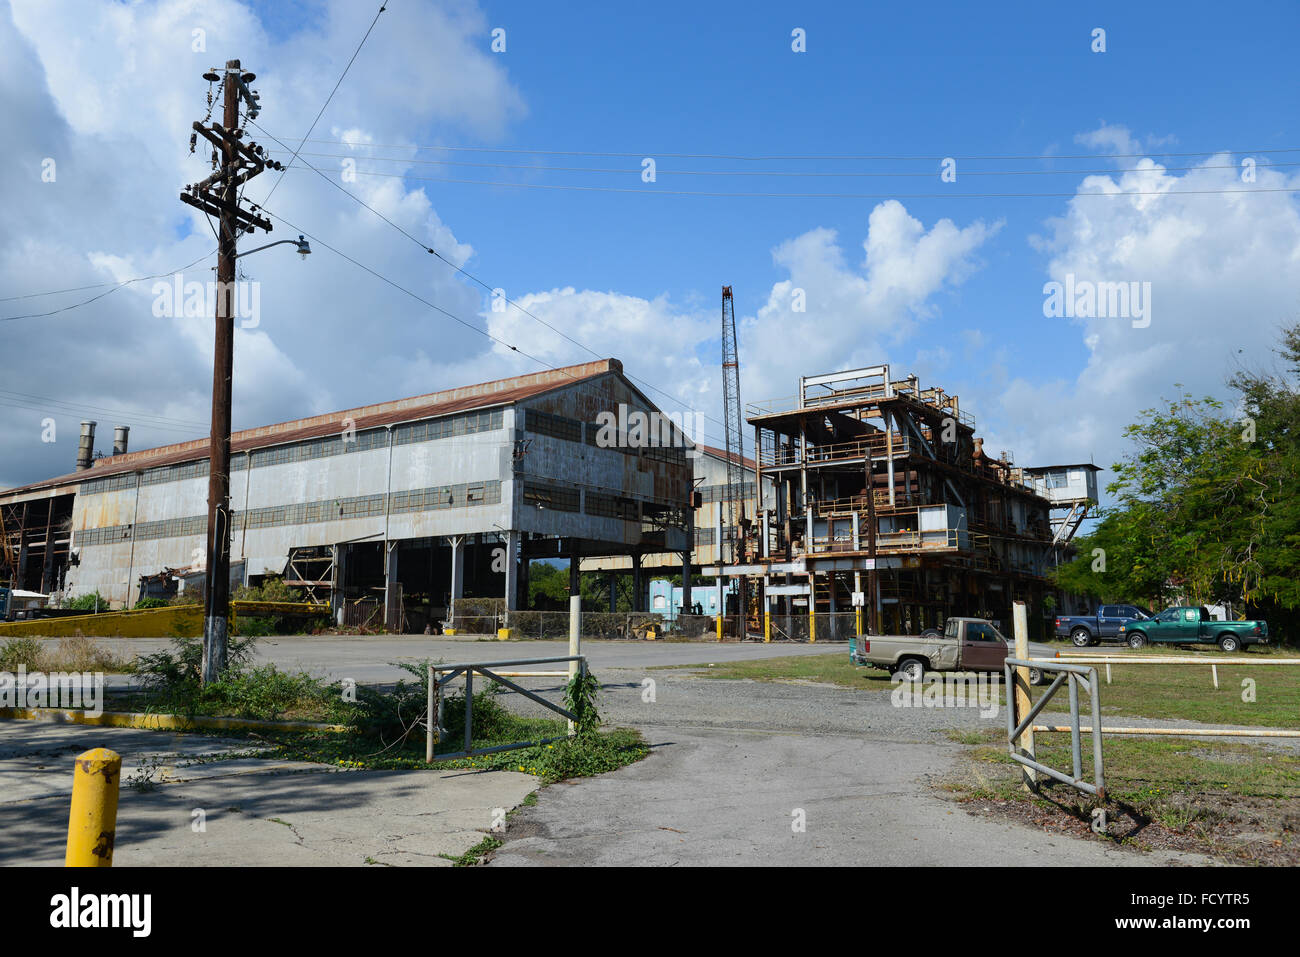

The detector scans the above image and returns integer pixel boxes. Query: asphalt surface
[490,667,1217,867]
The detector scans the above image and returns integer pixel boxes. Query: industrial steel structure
[0,359,692,629]
[704,364,1082,640]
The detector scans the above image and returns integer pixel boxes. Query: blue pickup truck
[1054,604,1153,647]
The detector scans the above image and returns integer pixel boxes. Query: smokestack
[76,421,97,471]
[113,425,130,456]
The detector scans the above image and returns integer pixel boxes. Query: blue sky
[2,0,1299,495]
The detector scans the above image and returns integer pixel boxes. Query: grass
[942,728,1300,863]
[440,835,503,866]
[666,648,1300,730]
[0,634,133,674]
[1031,657,1300,730]
[654,652,879,689]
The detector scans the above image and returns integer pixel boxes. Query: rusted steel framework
[719,286,746,559]
[727,364,1058,639]
[0,495,75,596]
[719,285,750,627]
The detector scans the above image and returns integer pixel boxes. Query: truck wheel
[1127,632,1147,650]
[1217,634,1241,653]
[1070,628,1093,648]
[920,628,942,639]
[1028,666,1045,686]
[895,658,925,682]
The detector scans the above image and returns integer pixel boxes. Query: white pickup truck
[849,617,1046,684]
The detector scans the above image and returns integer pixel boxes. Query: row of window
[74,480,503,547]
[585,491,639,521]
[525,408,691,466]
[522,482,581,512]
[691,526,741,546]
[698,482,756,503]
[79,410,507,498]
[390,481,502,513]
[394,409,503,446]
[79,473,140,495]
[525,409,582,444]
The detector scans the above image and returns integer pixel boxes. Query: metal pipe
[1034,725,1300,737]
[75,421,96,471]
[112,425,129,456]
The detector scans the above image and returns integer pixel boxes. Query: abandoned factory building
[0,359,694,629]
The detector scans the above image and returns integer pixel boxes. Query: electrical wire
[0,249,217,323]
[255,1,389,208]
[266,136,1300,162]
[247,118,736,444]
[289,150,1300,179]
[251,199,734,451]
[281,165,1300,199]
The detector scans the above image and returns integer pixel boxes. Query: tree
[1053,321,1300,639]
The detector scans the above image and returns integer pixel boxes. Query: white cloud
[976,144,1300,476]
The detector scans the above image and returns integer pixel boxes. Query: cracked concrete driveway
[490,668,1216,867]
[0,722,535,866]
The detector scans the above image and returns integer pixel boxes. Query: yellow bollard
[809,607,816,643]
[66,747,121,867]
[763,610,771,643]
[716,615,723,641]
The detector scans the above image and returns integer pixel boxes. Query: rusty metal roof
[696,443,757,471]
[2,359,622,497]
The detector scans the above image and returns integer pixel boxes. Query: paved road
[58,635,848,689]
[0,721,535,866]
[490,669,1216,867]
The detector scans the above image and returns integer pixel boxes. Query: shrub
[133,597,169,610]
[64,591,108,611]
[0,636,45,671]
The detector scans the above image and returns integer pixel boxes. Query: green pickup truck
[1117,606,1268,652]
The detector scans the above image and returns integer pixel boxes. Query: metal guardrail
[1005,656,1105,800]
[425,655,586,762]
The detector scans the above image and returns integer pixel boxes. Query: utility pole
[180,59,278,683]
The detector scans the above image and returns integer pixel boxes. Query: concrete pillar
[384,541,400,629]
[448,535,464,614]
[568,545,580,597]
[518,554,530,611]
[680,550,692,618]
[503,530,519,611]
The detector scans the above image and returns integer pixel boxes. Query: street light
[234,235,311,260]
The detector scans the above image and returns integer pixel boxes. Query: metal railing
[1005,656,1105,800]
[425,655,586,762]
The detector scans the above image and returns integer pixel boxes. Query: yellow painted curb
[0,707,349,734]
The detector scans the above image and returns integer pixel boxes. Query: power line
[255,1,389,209]
[0,249,216,322]
[290,150,1300,179]
[247,119,735,441]
[268,135,1300,162]
[281,165,1300,199]
[251,200,734,451]
[0,389,209,430]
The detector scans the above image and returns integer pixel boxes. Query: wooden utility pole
[180,59,276,683]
